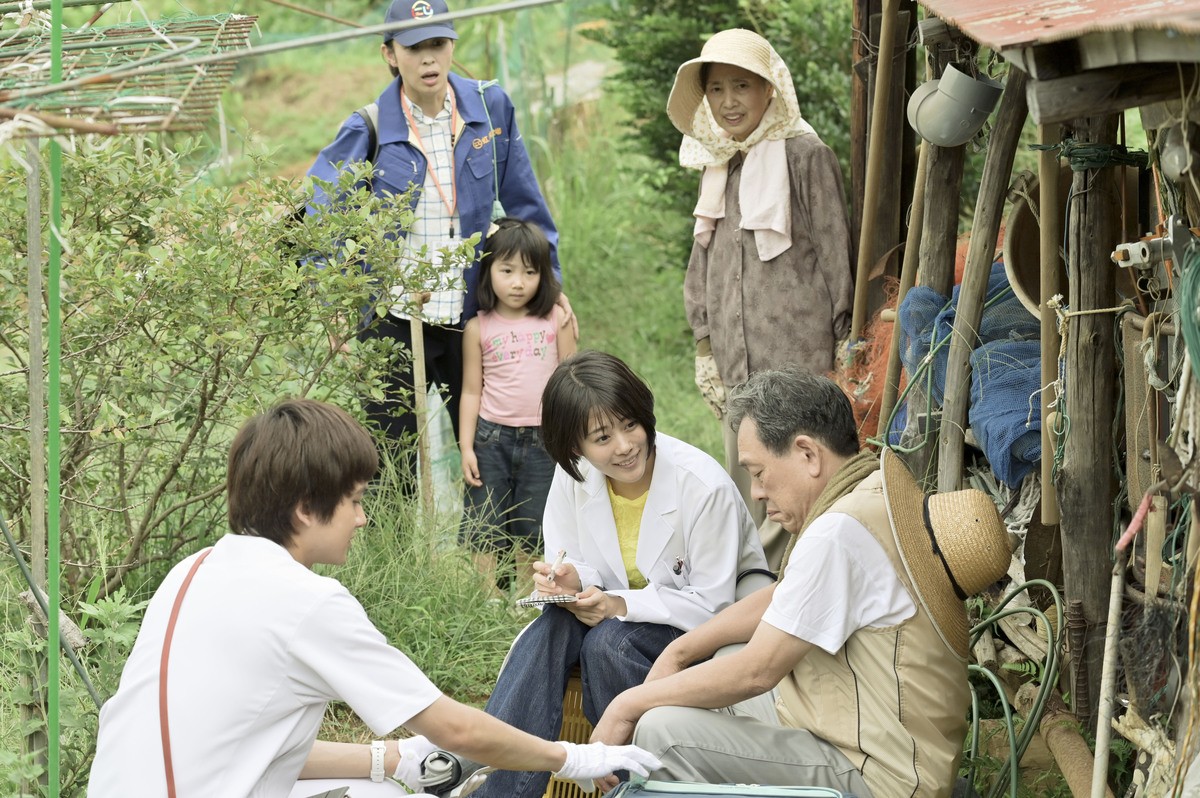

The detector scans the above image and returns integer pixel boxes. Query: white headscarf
[667,30,819,262]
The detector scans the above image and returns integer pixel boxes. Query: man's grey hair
[727,368,859,458]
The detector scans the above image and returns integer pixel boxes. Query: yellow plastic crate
[543,673,594,798]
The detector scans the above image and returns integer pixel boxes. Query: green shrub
[0,139,473,600]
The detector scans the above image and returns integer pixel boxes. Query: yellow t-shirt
[606,480,649,590]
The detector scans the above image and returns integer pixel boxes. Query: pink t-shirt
[477,305,561,427]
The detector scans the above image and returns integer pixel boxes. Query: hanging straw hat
[881,448,1012,659]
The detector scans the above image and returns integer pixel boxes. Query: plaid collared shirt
[388,90,465,326]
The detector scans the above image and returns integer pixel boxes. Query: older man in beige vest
[590,368,1012,798]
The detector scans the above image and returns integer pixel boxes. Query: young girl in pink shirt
[460,218,577,588]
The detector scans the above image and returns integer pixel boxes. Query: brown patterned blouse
[683,134,853,386]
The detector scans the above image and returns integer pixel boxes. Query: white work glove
[552,740,662,793]
[694,354,727,420]
[392,735,439,791]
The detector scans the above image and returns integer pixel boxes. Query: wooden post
[877,140,928,438]
[1057,113,1122,731]
[1039,123,1063,525]
[850,0,901,343]
[936,69,1028,492]
[849,0,872,258]
[899,46,966,488]
[860,9,910,333]
[915,47,967,298]
[409,315,435,521]
[23,137,49,796]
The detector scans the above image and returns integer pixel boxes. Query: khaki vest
[775,471,969,798]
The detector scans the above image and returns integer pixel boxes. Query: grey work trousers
[632,704,873,797]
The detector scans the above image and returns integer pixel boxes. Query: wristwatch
[370,740,387,783]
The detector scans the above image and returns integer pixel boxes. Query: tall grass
[545,100,723,458]
[328,450,531,709]
[311,101,724,746]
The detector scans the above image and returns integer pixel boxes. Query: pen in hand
[546,549,566,588]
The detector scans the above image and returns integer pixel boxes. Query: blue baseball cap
[383,0,458,47]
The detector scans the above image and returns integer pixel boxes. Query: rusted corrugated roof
[918,0,1200,50]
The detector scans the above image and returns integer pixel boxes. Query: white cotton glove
[392,735,439,791]
[694,353,727,420]
[552,740,662,793]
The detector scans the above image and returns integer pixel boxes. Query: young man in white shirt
[88,398,656,797]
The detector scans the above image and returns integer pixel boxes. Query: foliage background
[0,0,856,792]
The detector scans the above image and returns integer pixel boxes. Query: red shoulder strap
[159,547,213,797]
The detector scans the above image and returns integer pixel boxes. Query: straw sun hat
[881,448,1012,659]
[666,28,794,139]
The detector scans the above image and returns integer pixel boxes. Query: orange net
[833,277,902,448]
[834,224,1005,449]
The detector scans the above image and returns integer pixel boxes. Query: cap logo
[410,0,433,18]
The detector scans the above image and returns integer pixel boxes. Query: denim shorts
[460,417,556,553]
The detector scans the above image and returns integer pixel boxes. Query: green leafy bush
[0,581,147,797]
[0,135,483,789]
[0,139,476,599]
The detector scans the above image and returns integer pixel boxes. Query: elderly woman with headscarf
[669,29,854,569]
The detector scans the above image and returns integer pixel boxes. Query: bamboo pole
[877,140,929,438]
[409,315,435,522]
[850,0,901,344]
[26,140,46,589]
[936,68,1028,492]
[1039,123,1063,525]
[1090,548,1127,798]
[23,136,49,798]
[257,0,364,28]
[0,107,119,135]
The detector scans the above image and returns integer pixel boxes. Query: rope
[1030,137,1150,172]
[1043,295,1132,487]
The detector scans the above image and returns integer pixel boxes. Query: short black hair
[726,369,858,458]
[541,351,657,482]
[476,217,559,318]
[227,399,379,546]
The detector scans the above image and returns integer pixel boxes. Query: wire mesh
[0,13,256,134]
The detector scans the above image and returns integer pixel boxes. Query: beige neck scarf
[680,44,818,263]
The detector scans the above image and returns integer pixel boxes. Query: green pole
[48,0,63,790]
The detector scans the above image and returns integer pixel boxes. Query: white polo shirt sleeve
[290,587,442,736]
[762,511,916,655]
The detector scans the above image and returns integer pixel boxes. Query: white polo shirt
[762,511,916,654]
[89,534,442,798]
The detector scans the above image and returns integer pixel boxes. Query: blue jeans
[475,606,684,798]
[461,417,556,555]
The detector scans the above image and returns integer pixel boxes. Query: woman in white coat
[473,351,769,798]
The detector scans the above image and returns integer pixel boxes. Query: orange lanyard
[401,86,458,237]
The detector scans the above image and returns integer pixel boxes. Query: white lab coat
[543,433,768,631]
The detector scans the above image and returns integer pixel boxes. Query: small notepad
[515,593,579,608]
